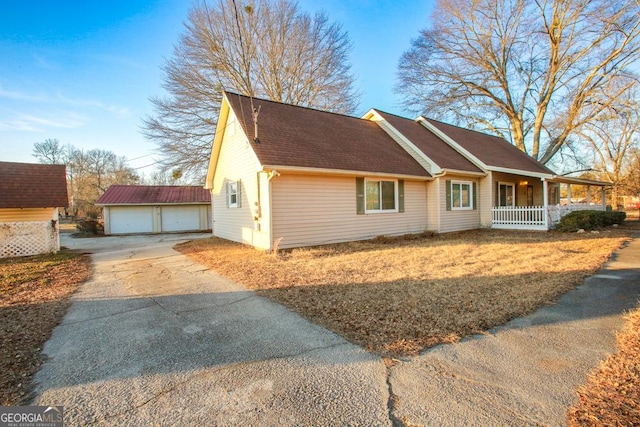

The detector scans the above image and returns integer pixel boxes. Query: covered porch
[491,176,610,231]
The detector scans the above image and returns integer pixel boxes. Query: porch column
[602,188,606,210]
[586,185,591,205]
[543,179,549,229]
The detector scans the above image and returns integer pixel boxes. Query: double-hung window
[227,180,240,208]
[451,181,472,210]
[365,179,397,212]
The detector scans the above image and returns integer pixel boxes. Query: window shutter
[226,182,230,208]
[445,180,451,211]
[398,180,405,213]
[473,182,478,210]
[356,177,365,214]
[236,179,242,208]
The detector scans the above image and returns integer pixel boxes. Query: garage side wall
[271,174,428,249]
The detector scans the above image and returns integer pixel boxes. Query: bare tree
[32,142,139,217]
[32,138,66,164]
[625,147,640,198]
[143,0,359,180]
[66,148,139,216]
[576,82,640,208]
[397,0,640,165]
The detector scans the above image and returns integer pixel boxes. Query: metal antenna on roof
[231,0,261,144]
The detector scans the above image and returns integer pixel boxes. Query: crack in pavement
[384,359,406,427]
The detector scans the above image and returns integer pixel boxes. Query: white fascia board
[487,166,553,180]
[438,168,487,177]
[416,117,487,172]
[204,95,231,189]
[261,165,433,181]
[550,175,612,186]
[364,110,441,174]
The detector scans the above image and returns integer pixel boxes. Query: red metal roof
[0,161,68,208]
[225,92,432,178]
[96,185,211,205]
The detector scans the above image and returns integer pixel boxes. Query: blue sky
[0,1,434,176]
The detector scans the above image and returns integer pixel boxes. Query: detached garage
[96,185,211,235]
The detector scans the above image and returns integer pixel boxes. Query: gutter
[260,165,433,181]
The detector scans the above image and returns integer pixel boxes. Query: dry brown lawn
[0,252,92,405]
[568,303,640,426]
[176,228,631,356]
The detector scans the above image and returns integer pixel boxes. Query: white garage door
[160,206,201,232]
[109,206,154,234]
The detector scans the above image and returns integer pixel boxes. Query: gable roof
[96,185,211,205]
[373,111,483,174]
[210,92,558,184]
[423,118,554,175]
[223,92,431,178]
[0,161,68,208]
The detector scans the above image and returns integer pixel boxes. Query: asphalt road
[32,231,640,426]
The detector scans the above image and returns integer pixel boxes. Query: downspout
[265,170,280,251]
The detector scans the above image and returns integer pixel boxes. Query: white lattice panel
[0,221,59,258]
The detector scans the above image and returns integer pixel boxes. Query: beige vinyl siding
[211,112,269,248]
[438,177,481,233]
[0,208,57,222]
[271,174,428,249]
[479,172,493,227]
[425,180,440,231]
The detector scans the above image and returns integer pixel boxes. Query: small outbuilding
[0,161,68,258]
[96,185,212,235]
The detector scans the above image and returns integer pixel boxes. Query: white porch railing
[491,204,605,230]
[491,206,547,230]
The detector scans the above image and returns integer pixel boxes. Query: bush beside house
[556,210,626,232]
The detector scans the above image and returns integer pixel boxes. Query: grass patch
[568,303,640,426]
[0,252,92,405]
[176,229,630,357]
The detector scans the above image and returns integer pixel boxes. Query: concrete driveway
[33,231,640,426]
[33,233,390,426]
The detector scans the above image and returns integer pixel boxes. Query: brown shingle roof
[375,111,483,173]
[0,161,68,208]
[225,92,431,178]
[96,185,211,205]
[424,119,554,175]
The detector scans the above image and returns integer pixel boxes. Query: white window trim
[498,181,515,207]
[364,178,399,214]
[451,180,473,211]
[228,181,238,208]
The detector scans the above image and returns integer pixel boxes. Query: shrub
[602,210,626,226]
[76,218,105,235]
[556,210,626,232]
